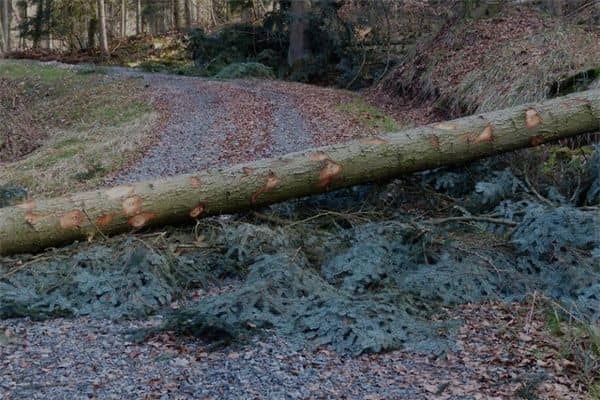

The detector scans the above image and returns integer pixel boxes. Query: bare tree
[0,13,5,55]
[97,0,109,57]
[174,0,184,30]
[136,0,142,34]
[2,0,10,52]
[288,0,311,67]
[121,0,127,37]
[184,0,192,28]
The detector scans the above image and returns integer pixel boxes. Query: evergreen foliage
[2,147,598,355]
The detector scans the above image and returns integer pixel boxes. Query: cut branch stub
[129,212,156,228]
[122,196,143,216]
[318,160,343,188]
[251,172,280,203]
[525,109,542,129]
[60,210,86,230]
[1,89,599,255]
[474,125,494,144]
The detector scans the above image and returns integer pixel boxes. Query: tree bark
[288,0,311,67]
[136,0,142,34]
[44,0,52,50]
[88,16,98,49]
[0,6,5,55]
[97,0,109,57]
[121,0,127,37]
[208,0,217,27]
[32,0,43,49]
[1,0,10,52]
[184,0,192,28]
[173,0,184,30]
[1,89,599,256]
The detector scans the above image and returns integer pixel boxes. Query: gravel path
[114,76,224,182]
[0,318,422,399]
[1,66,588,400]
[105,70,319,185]
[0,303,584,399]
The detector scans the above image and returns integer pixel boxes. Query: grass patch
[0,60,157,196]
[450,25,600,114]
[337,99,399,132]
[67,98,153,128]
[0,61,74,84]
[1,115,157,195]
[138,59,199,76]
[382,6,600,117]
[214,62,275,80]
[544,304,600,395]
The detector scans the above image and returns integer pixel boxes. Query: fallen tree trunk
[1,90,599,255]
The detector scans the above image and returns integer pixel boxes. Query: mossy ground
[337,99,400,132]
[0,60,156,196]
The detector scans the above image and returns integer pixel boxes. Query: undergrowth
[380,4,600,118]
[1,145,598,361]
[545,302,600,392]
[337,99,400,132]
[0,60,156,196]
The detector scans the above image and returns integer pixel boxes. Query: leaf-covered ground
[1,51,599,399]
[0,301,591,399]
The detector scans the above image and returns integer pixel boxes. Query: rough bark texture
[97,0,109,57]
[287,0,311,67]
[173,0,184,31]
[1,0,10,52]
[121,0,127,37]
[184,0,192,28]
[136,0,142,34]
[1,90,599,256]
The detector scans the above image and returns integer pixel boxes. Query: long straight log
[1,90,599,255]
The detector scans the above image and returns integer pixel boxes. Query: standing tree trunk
[32,0,44,49]
[184,0,192,28]
[0,6,5,55]
[173,0,184,30]
[97,0,109,57]
[88,16,98,49]
[136,0,142,34]
[1,89,599,256]
[287,0,311,67]
[44,0,52,49]
[17,0,27,49]
[1,0,10,52]
[121,0,127,37]
[208,0,217,27]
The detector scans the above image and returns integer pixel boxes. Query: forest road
[97,67,343,185]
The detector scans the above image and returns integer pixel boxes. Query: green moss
[54,138,84,148]
[32,147,82,168]
[337,100,399,132]
[0,61,156,195]
[0,61,75,84]
[215,62,275,80]
[138,60,199,76]
[76,100,153,127]
[590,381,600,399]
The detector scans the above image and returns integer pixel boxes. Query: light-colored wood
[1,89,599,255]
